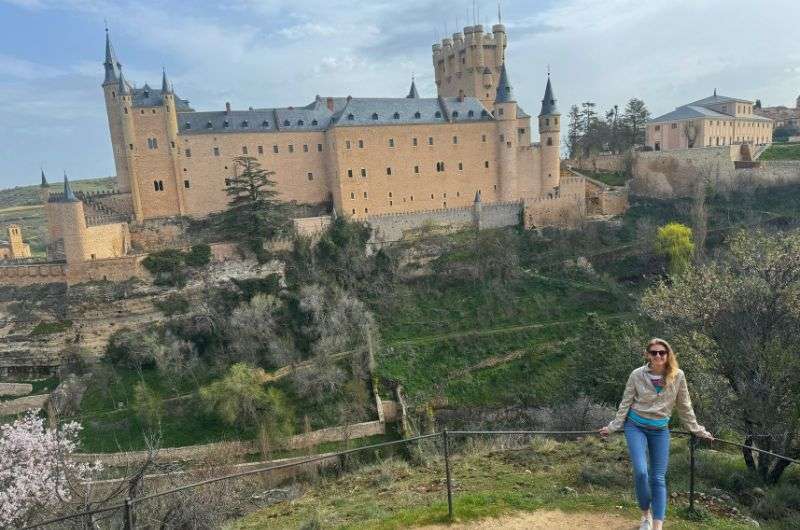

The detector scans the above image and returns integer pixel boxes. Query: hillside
[0,176,115,252]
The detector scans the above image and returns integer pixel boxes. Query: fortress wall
[82,222,130,260]
[599,188,630,216]
[293,215,331,237]
[567,154,626,173]
[131,107,183,219]
[0,263,67,286]
[480,201,523,228]
[66,255,145,285]
[524,193,585,229]
[129,218,187,251]
[93,192,133,215]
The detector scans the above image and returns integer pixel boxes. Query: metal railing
[21,428,799,529]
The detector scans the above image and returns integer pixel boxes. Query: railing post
[689,434,697,512]
[443,429,454,521]
[123,497,134,530]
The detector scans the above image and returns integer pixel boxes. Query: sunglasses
[648,350,668,357]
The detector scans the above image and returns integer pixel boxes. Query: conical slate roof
[103,29,120,85]
[406,79,420,99]
[118,67,130,95]
[540,76,558,116]
[63,173,78,202]
[162,68,172,94]
[494,64,515,103]
[40,169,49,188]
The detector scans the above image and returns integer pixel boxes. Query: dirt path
[419,510,637,529]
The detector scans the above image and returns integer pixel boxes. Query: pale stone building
[0,225,31,260]
[646,92,773,152]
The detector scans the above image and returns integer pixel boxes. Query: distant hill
[0,177,117,253]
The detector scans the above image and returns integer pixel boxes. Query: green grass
[29,320,72,336]
[759,143,800,161]
[586,170,629,187]
[229,436,770,529]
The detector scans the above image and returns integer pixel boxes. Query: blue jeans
[624,419,671,520]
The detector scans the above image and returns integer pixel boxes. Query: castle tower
[102,29,136,196]
[6,225,30,259]
[494,64,519,201]
[60,173,89,265]
[38,169,50,203]
[538,74,561,194]
[160,68,186,216]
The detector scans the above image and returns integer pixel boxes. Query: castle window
[389,192,393,198]
[484,161,489,168]
[363,191,368,198]
[554,117,558,125]
[412,137,418,147]
[273,145,279,153]
[185,148,192,157]
[546,137,553,146]
[498,108,504,116]
[453,136,458,144]
[545,118,549,126]
[184,180,190,189]
[482,134,487,142]
[519,128,526,135]
[307,172,313,181]
[303,144,309,152]
[507,141,512,147]
[347,114,354,120]
[436,162,445,172]
[225,178,231,186]
[129,143,134,150]
[411,195,414,201]
[262,120,270,127]
[655,125,660,131]
[358,140,364,148]
[223,120,230,128]
[206,121,213,129]
[372,113,379,120]
[312,119,318,126]
[124,107,128,114]
[452,111,459,118]
[428,137,434,145]
[458,162,463,170]
[386,167,392,175]
[431,194,434,199]
[443,193,447,198]
[153,180,164,191]
[500,134,505,142]
[317,144,323,152]
[112,90,115,98]
[457,192,460,197]
[388,138,395,147]
[671,123,678,129]
[288,144,294,153]
[171,141,176,148]
[414,112,421,119]
[389,200,393,206]
[184,122,191,129]
[361,168,367,177]
[258,145,264,154]
[468,110,474,117]
[242,146,248,154]
[365,208,369,214]
[352,209,356,214]
[298,120,304,126]
[435,111,442,118]
[241,120,249,128]
[414,165,419,174]
[393,112,400,120]
[141,110,144,114]
[213,147,220,156]
[346,140,351,149]
[283,119,290,126]
[147,138,158,149]
[350,192,355,199]
[481,110,488,117]
[348,169,353,178]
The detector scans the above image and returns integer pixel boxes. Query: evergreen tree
[566,104,583,158]
[622,98,650,147]
[219,156,290,259]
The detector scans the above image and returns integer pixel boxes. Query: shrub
[106,328,160,369]
[142,249,184,275]
[185,244,212,267]
[30,320,72,336]
[154,293,190,316]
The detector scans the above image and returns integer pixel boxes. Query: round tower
[492,24,506,67]
[494,64,518,201]
[471,25,485,69]
[161,68,186,216]
[102,29,134,195]
[59,174,89,265]
[538,75,561,194]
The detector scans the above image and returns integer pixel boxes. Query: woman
[599,338,713,530]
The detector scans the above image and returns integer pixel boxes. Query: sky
[1,0,799,189]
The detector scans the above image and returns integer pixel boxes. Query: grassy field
[584,170,629,187]
[230,435,790,529]
[759,142,800,161]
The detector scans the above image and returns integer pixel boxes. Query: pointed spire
[474,190,482,203]
[40,169,49,188]
[713,88,717,97]
[63,172,78,202]
[494,63,515,103]
[539,75,558,116]
[161,67,172,94]
[103,27,120,85]
[117,66,130,96]
[406,76,420,99]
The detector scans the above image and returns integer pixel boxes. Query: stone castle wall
[524,192,585,229]
[0,263,67,286]
[567,154,626,173]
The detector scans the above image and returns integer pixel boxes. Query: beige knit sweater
[607,365,711,437]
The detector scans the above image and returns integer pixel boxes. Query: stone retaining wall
[0,394,48,416]
[0,382,32,397]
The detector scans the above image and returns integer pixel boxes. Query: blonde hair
[646,338,680,386]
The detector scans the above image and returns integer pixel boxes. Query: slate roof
[650,105,772,123]
[495,64,515,103]
[688,94,751,106]
[178,95,494,135]
[131,85,192,110]
[540,76,558,116]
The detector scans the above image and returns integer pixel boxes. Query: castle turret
[59,173,89,265]
[492,24,506,66]
[6,225,31,259]
[494,64,518,201]
[406,77,420,99]
[39,169,50,203]
[161,67,186,216]
[538,74,561,193]
[102,30,136,197]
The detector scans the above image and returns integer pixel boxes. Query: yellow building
[646,92,773,151]
[0,225,31,261]
[98,23,562,223]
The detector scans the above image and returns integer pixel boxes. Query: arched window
[435,111,442,118]
[393,112,400,119]
[452,111,459,118]
[283,119,290,126]
[372,113,379,120]
[414,112,421,119]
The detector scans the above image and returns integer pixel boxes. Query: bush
[154,293,190,316]
[30,320,72,336]
[106,327,161,369]
[185,244,212,267]
[753,483,800,520]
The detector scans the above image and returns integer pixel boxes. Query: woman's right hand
[598,426,610,438]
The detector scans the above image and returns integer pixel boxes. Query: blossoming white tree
[0,411,100,528]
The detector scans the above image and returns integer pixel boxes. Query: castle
[2,19,626,286]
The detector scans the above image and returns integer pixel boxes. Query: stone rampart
[567,154,626,173]
[0,263,67,287]
[293,215,332,237]
[66,255,146,285]
[523,193,585,229]
[0,382,33,397]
